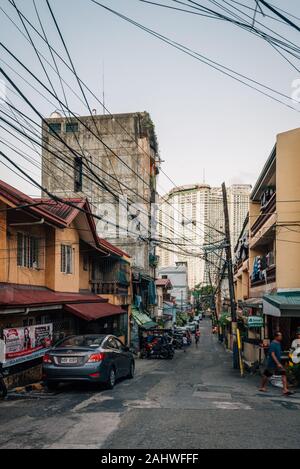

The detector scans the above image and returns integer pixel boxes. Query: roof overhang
[263,292,300,317]
[250,145,276,201]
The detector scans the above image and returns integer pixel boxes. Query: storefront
[263,292,300,350]
[239,298,264,368]
[0,286,126,387]
[130,307,157,351]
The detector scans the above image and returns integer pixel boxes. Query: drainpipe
[9,218,45,226]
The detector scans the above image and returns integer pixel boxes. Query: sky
[1,0,300,197]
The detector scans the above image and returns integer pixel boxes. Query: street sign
[247,316,264,328]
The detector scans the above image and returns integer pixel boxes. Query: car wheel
[46,381,59,391]
[106,367,116,389]
[127,361,135,379]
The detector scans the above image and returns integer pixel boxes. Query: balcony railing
[90,281,129,296]
[251,193,276,237]
[251,265,276,287]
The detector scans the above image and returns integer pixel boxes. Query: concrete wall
[42,112,158,279]
[276,128,300,289]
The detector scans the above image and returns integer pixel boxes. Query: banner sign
[247,316,264,328]
[2,323,53,367]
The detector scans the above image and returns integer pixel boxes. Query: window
[106,337,119,350]
[61,244,73,274]
[17,233,39,268]
[83,254,89,271]
[49,123,61,134]
[74,156,83,192]
[66,122,79,133]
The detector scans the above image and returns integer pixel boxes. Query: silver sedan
[43,334,135,390]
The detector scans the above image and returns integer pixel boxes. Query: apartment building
[41,111,159,316]
[158,183,250,289]
[234,127,300,367]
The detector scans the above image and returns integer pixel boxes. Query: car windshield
[55,335,106,348]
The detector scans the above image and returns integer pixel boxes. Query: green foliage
[192,284,214,309]
[176,312,188,327]
[218,312,231,327]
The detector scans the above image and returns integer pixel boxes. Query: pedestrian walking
[195,328,200,347]
[259,331,293,396]
[182,334,188,353]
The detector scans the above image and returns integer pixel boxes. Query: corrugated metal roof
[34,198,85,224]
[263,292,300,308]
[98,238,130,258]
[0,285,108,308]
[0,180,130,258]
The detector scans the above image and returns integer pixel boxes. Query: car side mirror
[124,346,130,352]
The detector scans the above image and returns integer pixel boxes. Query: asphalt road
[1,319,300,449]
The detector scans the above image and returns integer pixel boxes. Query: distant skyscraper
[157,184,251,289]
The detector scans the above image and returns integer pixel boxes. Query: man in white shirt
[291,330,300,350]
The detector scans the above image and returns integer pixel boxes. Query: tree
[192,284,214,311]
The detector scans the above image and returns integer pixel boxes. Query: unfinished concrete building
[41,111,160,314]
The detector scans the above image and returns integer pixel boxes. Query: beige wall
[50,224,80,292]
[79,251,90,291]
[276,128,300,289]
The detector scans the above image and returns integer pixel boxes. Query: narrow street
[1,319,300,449]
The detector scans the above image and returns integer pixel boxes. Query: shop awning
[65,302,126,321]
[242,298,263,309]
[131,308,156,330]
[263,292,300,318]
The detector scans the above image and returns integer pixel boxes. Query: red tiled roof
[0,180,130,259]
[0,180,66,228]
[65,302,125,321]
[0,285,108,308]
[98,237,131,258]
[33,198,86,225]
[156,278,172,288]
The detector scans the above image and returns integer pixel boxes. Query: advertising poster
[2,323,53,366]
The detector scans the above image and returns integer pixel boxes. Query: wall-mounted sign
[247,316,264,328]
[2,323,53,367]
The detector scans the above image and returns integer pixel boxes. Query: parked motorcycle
[145,336,174,359]
[171,333,183,349]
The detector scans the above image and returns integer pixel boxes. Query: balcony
[90,281,129,296]
[251,193,276,237]
[250,261,276,288]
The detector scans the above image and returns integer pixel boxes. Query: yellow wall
[79,251,90,291]
[276,128,300,289]
[0,205,82,292]
[50,224,80,292]
[5,224,46,286]
[0,202,7,283]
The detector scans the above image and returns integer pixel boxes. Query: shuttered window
[61,244,73,274]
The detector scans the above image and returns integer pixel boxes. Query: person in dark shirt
[259,332,293,395]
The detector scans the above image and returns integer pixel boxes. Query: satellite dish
[291,349,300,364]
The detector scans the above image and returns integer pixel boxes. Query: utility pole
[221,182,240,370]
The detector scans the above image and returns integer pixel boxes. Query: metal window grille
[17,232,40,268]
[61,244,73,274]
